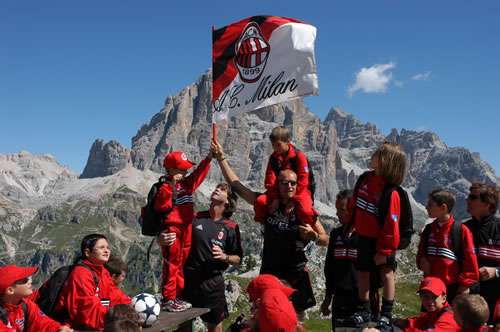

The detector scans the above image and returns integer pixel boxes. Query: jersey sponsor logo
[235,22,270,83]
[266,210,296,231]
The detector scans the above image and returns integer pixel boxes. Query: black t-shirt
[260,205,308,274]
[184,211,243,278]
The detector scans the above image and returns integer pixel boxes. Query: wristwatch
[495,267,500,278]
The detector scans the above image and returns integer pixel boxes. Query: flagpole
[212,24,217,144]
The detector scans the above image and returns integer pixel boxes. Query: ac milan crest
[217,231,224,240]
[234,22,270,83]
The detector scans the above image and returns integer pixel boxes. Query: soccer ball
[131,292,161,327]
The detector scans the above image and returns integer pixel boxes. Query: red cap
[247,274,295,302]
[163,151,195,171]
[418,277,447,297]
[0,265,38,294]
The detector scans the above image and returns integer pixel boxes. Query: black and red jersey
[464,214,500,268]
[324,226,358,297]
[259,205,308,274]
[153,157,211,226]
[417,215,479,287]
[350,171,400,255]
[184,211,243,276]
[404,303,460,332]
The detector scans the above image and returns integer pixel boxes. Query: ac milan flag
[212,16,318,122]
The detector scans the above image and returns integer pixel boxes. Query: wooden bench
[146,307,210,332]
[75,307,210,332]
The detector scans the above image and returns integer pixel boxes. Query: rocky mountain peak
[80,139,131,179]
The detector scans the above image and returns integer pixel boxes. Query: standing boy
[154,150,212,312]
[417,189,479,303]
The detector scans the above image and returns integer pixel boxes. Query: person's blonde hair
[373,142,407,185]
[453,294,489,328]
[269,126,291,143]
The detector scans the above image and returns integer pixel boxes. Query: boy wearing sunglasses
[0,265,73,332]
[464,183,500,324]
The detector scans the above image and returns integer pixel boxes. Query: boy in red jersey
[155,150,212,312]
[0,265,73,332]
[254,126,315,225]
[417,189,479,303]
[349,142,407,330]
[453,294,490,332]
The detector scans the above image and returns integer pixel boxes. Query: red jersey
[0,299,64,332]
[417,216,479,288]
[404,304,460,332]
[154,157,211,226]
[55,259,131,330]
[351,172,400,255]
[264,144,310,200]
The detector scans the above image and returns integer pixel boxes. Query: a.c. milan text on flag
[212,16,318,123]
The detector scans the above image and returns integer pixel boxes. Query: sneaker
[377,315,393,332]
[163,300,186,312]
[175,299,192,310]
[344,311,371,328]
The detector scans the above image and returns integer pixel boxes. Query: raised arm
[211,142,259,205]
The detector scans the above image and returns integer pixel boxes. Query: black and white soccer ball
[131,292,161,327]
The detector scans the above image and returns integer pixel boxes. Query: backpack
[139,176,171,237]
[269,147,316,200]
[353,171,415,250]
[36,262,98,321]
[421,219,463,264]
[0,302,28,331]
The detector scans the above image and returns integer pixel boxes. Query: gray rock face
[131,72,339,203]
[80,139,131,178]
[327,108,500,220]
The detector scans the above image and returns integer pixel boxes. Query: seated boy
[0,265,73,332]
[393,277,460,332]
[417,189,479,303]
[254,126,315,225]
[453,294,490,332]
[105,256,128,287]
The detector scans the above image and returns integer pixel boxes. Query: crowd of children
[1,125,499,332]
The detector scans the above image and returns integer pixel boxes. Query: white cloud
[412,71,431,81]
[348,62,395,97]
[394,80,404,87]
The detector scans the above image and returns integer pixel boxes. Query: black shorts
[182,272,228,325]
[356,236,397,272]
[261,267,316,313]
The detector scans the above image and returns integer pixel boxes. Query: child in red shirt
[254,126,315,225]
[417,189,479,303]
[0,265,72,332]
[349,142,407,330]
[154,150,212,312]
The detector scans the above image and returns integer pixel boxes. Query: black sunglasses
[279,180,297,186]
[14,276,32,285]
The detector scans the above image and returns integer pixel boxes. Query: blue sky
[2,1,499,174]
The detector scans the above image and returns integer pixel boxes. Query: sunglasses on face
[14,276,32,285]
[279,180,297,186]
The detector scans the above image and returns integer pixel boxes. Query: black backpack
[139,176,172,237]
[421,220,463,264]
[269,147,316,200]
[353,171,415,250]
[0,301,28,331]
[36,262,98,321]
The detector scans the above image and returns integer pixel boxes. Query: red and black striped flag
[212,16,318,122]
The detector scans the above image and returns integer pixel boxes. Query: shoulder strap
[349,171,372,226]
[377,184,397,228]
[21,302,28,332]
[422,223,432,252]
[76,263,99,290]
[0,306,8,325]
[269,154,281,176]
[450,221,463,264]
